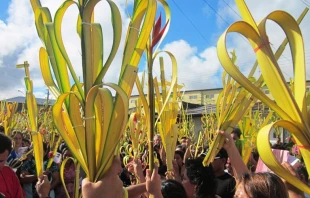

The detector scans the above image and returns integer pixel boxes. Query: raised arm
[219,130,249,177]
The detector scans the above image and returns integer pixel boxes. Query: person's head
[161,179,187,198]
[61,146,72,160]
[12,130,23,148]
[211,148,228,176]
[181,137,191,148]
[154,134,161,146]
[235,172,289,198]
[22,138,31,147]
[0,125,4,134]
[174,150,184,168]
[181,137,187,145]
[0,133,12,169]
[248,151,259,173]
[43,142,50,161]
[176,144,186,153]
[296,165,309,185]
[183,157,216,198]
[231,128,241,142]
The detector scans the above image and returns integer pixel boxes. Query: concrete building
[129,81,310,142]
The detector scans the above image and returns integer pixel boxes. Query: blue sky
[0,0,309,100]
[0,0,9,20]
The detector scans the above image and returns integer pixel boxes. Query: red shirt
[0,166,25,198]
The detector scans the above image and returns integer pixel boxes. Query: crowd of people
[0,127,309,198]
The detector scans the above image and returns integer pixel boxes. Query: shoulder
[1,166,16,174]
[2,166,14,172]
[1,166,19,180]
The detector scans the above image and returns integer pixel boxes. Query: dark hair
[0,125,4,133]
[238,172,288,198]
[185,157,217,198]
[175,150,184,160]
[216,148,228,159]
[176,144,187,153]
[158,165,167,177]
[61,146,69,155]
[43,142,50,161]
[232,128,242,138]
[0,133,13,154]
[11,130,22,138]
[59,142,67,153]
[251,150,259,161]
[22,138,31,145]
[296,165,309,183]
[161,179,187,198]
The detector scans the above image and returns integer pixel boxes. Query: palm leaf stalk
[217,0,310,193]
[16,61,44,177]
[154,55,179,179]
[203,6,308,167]
[29,0,168,183]
[238,109,273,164]
[203,52,262,166]
[201,106,217,148]
[179,103,195,142]
[141,2,171,172]
[125,72,149,162]
[193,131,205,159]
[0,101,19,136]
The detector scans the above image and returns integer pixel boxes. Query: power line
[220,0,241,19]
[299,0,310,7]
[171,0,213,47]
[214,0,310,72]
[202,0,230,25]
[201,0,251,46]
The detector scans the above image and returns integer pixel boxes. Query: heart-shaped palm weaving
[217,0,310,193]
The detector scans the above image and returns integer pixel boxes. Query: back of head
[239,172,289,198]
[296,165,309,184]
[176,145,186,153]
[0,133,12,154]
[232,128,242,138]
[161,179,187,198]
[175,150,184,160]
[185,157,217,198]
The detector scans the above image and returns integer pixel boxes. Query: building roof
[184,103,217,115]
[4,96,55,106]
[130,87,223,98]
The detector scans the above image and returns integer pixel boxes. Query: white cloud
[1,0,309,101]
[148,0,310,95]
[0,0,132,100]
[150,40,223,91]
